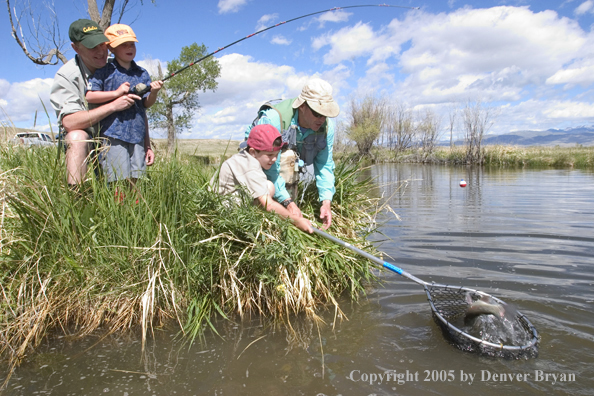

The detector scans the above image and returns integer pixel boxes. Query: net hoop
[424,283,539,357]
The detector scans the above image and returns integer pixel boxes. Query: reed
[0,144,385,384]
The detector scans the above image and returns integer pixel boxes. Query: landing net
[424,283,539,359]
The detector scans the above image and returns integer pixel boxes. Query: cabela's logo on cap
[83,26,98,33]
[116,29,129,36]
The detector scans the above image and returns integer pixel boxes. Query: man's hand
[293,217,313,234]
[110,93,140,112]
[145,147,155,166]
[320,200,332,230]
[286,201,303,218]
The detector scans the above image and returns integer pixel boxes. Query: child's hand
[117,82,131,96]
[145,147,155,166]
[150,80,164,93]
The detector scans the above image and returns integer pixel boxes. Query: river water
[4,164,594,395]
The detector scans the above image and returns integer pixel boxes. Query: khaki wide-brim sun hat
[292,78,340,118]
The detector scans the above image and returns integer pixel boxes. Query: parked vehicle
[55,133,67,153]
[11,132,57,148]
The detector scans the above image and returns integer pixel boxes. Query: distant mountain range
[477,126,594,147]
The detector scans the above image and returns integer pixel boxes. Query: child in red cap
[212,124,312,233]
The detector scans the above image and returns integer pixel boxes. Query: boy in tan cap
[86,24,163,185]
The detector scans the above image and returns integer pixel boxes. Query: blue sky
[2,0,594,140]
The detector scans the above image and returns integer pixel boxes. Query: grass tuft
[0,144,386,385]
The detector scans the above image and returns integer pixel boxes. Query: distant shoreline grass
[0,144,388,387]
[336,144,594,168]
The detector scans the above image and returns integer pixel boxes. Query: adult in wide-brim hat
[243,78,340,230]
[292,78,340,118]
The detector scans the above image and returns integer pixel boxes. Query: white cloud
[304,5,594,134]
[311,5,586,101]
[546,60,594,86]
[312,22,392,65]
[183,53,303,139]
[297,9,353,32]
[494,99,594,133]
[574,0,594,15]
[374,6,585,105]
[182,54,349,139]
[218,0,248,14]
[545,28,594,86]
[271,35,292,45]
[542,99,594,118]
[0,78,55,126]
[316,10,352,27]
[137,58,168,77]
[255,14,278,32]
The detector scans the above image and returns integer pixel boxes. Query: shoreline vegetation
[342,144,594,168]
[0,141,392,386]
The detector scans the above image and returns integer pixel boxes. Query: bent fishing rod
[131,4,419,95]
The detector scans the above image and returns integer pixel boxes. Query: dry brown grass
[151,138,241,163]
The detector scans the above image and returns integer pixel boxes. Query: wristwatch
[281,199,293,209]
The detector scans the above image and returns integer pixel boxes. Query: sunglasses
[306,103,326,118]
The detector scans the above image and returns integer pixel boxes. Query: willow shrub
[0,145,382,375]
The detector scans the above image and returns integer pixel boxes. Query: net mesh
[423,283,539,359]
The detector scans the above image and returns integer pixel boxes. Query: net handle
[311,227,427,285]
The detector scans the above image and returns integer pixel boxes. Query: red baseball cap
[246,124,287,152]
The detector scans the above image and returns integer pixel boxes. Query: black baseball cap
[68,19,109,49]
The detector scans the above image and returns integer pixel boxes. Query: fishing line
[131,4,419,94]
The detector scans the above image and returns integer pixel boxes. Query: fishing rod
[130,4,419,95]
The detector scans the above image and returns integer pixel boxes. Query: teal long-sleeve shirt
[244,108,336,204]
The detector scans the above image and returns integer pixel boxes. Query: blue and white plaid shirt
[88,59,151,144]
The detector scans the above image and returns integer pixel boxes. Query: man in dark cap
[50,19,140,186]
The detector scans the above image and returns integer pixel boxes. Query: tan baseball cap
[104,24,138,48]
[292,78,340,118]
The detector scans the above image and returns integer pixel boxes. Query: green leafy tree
[148,43,221,156]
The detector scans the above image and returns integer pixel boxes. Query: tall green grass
[0,144,384,383]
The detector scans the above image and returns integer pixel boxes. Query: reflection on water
[4,165,594,395]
